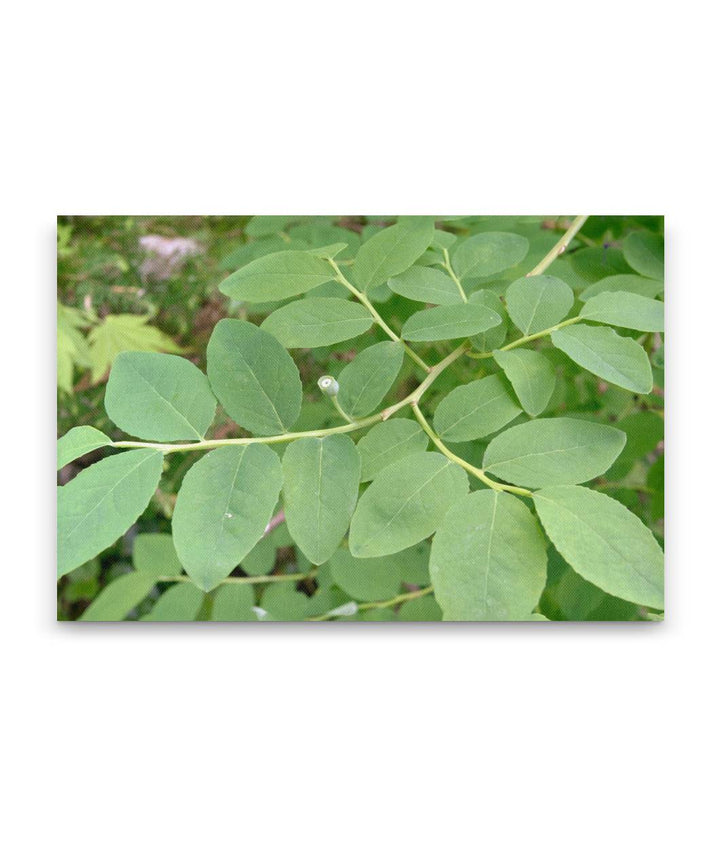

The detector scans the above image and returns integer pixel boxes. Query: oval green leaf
[468,290,508,351]
[433,374,521,442]
[141,583,205,621]
[329,546,404,601]
[172,445,283,591]
[79,572,159,621]
[401,303,501,342]
[505,275,574,335]
[352,218,435,292]
[623,232,664,280]
[580,291,664,332]
[533,485,664,609]
[206,319,302,435]
[57,426,111,470]
[336,341,404,419]
[388,265,464,305]
[579,274,663,301]
[451,232,529,280]
[493,348,555,416]
[218,250,334,302]
[211,584,256,621]
[356,418,429,482]
[260,297,373,347]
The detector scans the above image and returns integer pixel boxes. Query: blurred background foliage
[57,214,664,621]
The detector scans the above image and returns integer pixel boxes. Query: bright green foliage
[388,265,464,305]
[402,304,502,342]
[493,348,556,416]
[336,341,404,418]
[351,218,434,292]
[79,572,159,621]
[579,274,663,301]
[219,250,334,302]
[329,547,404,601]
[623,231,664,280]
[260,298,374,347]
[451,232,530,279]
[349,452,469,557]
[58,449,163,578]
[551,324,653,393]
[105,352,217,441]
[207,319,302,435]
[356,418,428,481]
[57,303,93,393]
[483,418,626,487]
[433,375,522,442]
[87,314,184,383]
[133,533,182,577]
[430,491,547,620]
[570,247,633,281]
[580,291,664,332]
[397,596,442,621]
[533,486,664,609]
[141,584,205,621]
[211,584,256,621]
[468,290,508,351]
[505,275,574,335]
[57,426,111,469]
[282,435,361,564]
[172,445,283,590]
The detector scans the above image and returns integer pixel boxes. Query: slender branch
[309,585,435,621]
[410,403,532,497]
[526,215,589,277]
[327,257,431,373]
[467,316,581,359]
[441,248,468,302]
[160,570,318,586]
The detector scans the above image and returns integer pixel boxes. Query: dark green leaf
[260,298,373,347]
[505,275,574,335]
[580,291,664,332]
[623,232,664,280]
[433,375,521,441]
[493,348,555,416]
[388,265,464,305]
[336,341,404,418]
[219,250,334,302]
[356,418,429,481]
[451,232,529,279]
[401,304,501,342]
[352,218,435,292]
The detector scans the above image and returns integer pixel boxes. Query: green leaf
[580,291,664,332]
[218,251,334,303]
[579,274,663,301]
[349,452,468,558]
[57,303,92,393]
[605,412,664,480]
[329,547,404,601]
[79,572,158,621]
[433,375,522,442]
[493,348,555,416]
[505,275,574,335]
[105,352,217,441]
[58,449,163,578]
[533,485,664,609]
[623,232,664,280]
[570,247,633,282]
[352,218,435,292]
[429,491,547,620]
[551,324,653,393]
[401,304,501,342]
[57,426,111,469]
[356,418,428,482]
[245,215,298,237]
[241,537,276,576]
[260,298,373,347]
[282,435,361,564]
[172,445,283,591]
[483,417,626,487]
[397,596,442,621]
[87,314,183,383]
[336,341,404,419]
[387,265,464,305]
[211,584,256,621]
[133,533,182,577]
[451,232,529,279]
[141,584,204,621]
[206,319,302,435]
[468,290,508,351]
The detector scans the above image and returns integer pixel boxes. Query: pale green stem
[467,316,581,359]
[330,395,354,424]
[327,257,431,373]
[160,570,318,586]
[441,248,468,302]
[525,215,589,277]
[411,402,532,497]
[308,585,435,621]
[112,345,468,455]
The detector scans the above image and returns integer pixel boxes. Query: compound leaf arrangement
[58,215,665,621]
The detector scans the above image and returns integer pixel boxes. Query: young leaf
[580,291,664,332]
[505,275,574,335]
[211,584,256,621]
[260,297,374,347]
[433,375,521,442]
[623,232,664,280]
[579,274,663,301]
[387,265,464,305]
[551,324,653,393]
[429,491,547,620]
[351,218,435,292]
[356,418,429,482]
[336,341,404,419]
[79,572,159,621]
[533,485,664,609]
[58,449,163,578]
[218,250,334,303]
[483,417,626,487]
[401,303,501,342]
[468,290,508,351]
[206,319,302,435]
[57,426,111,469]
[282,435,361,565]
[105,352,217,441]
[141,584,204,621]
[133,533,182,577]
[172,445,283,591]
[451,232,529,279]
[329,547,404,601]
[493,348,555,416]
[349,452,469,558]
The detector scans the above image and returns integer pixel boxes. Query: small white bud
[317,375,340,396]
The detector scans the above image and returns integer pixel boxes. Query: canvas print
[57,215,664,621]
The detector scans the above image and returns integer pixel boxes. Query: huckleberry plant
[57,215,665,621]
